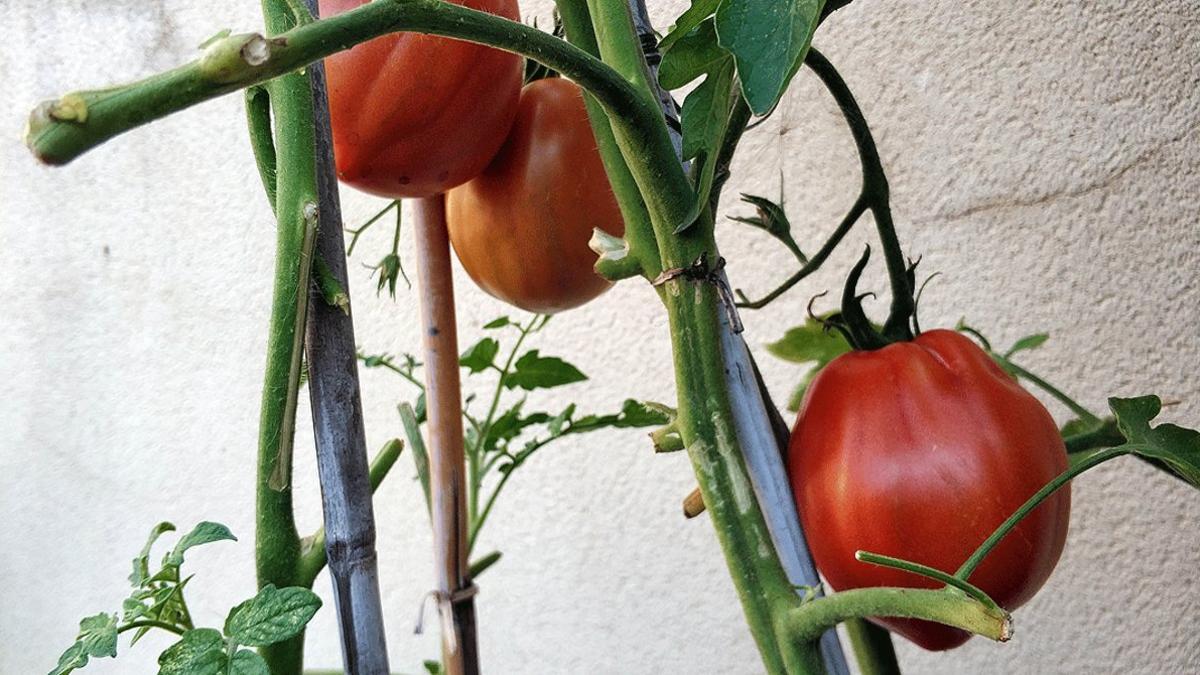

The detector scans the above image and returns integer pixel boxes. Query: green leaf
[423,660,445,675]
[715,0,825,115]
[767,316,851,365]
[680,58,736,215]
[1109,396,1200,488]
[468,551,503,578]
[572,400,672,432]
[460,338,500,374]
[167,522,236,567]
[659,0,723,53]
[48,614,120,675]
[130,522,176,586]
[659,19,727,90]
[230,650,269,675]
[157,628,225,675]
[1061,417,1101,438]
[483,401,550,451]
[503,350,587,391]
[77,613,118,659]
[49,642,88,675]
[548,404,577,436]
[482,316,511,329]
[224,585,322,647]
[1004,333,1049,358]
[768,316,851,411]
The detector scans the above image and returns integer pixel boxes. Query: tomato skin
[445,78,625,313]
[788,329,1071,650]
[321,0,523,198]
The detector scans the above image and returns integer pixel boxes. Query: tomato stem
[843,620,900,675]
[24,0,661,173]
[785,586,1012,645]
[806,49,916,338]
[251,0,318,670]
[855,552,997,610]
[955,446,1129,580]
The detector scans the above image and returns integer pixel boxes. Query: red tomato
[788,329,1071,650]
[321,0,523,198]
[445,78,625,313]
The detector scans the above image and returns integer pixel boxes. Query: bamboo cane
[412,195,479,675]
[301,13,391,670]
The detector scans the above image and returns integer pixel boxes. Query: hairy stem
[803,48,912,337]
[785,587,1012,645]
[252,2,318,672]
[956,446,1129,580]
[26,0,657,168]
[844,619,900,675]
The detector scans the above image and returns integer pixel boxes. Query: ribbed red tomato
[445,78,624,313]
[320,0,523,198]
[788,329,1071,650]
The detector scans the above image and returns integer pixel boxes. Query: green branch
[784,586,1012,646]
[25,0,657,167]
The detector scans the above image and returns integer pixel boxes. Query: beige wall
[2,1,1198,673]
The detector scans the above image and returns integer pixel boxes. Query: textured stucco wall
[2,1,1198,673]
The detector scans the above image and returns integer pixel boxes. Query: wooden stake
[413,195,479,675]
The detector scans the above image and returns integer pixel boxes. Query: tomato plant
[321,0,523,198]
[21,1,1200,674]
[788,329,1071,650]
[445,77,625,313]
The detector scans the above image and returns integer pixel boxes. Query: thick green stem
[785,587,1012,645]
[557,0,663,278]
[25,0,657,167]
[252,2,319,673]
[844,619,900,675]
[574,4,817,672]
[582,0,697,242]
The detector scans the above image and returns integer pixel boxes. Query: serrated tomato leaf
[224,585,321,647]
[167,522,236,567]
[768,316,851,411]
[715,0,825,115]
[48,613,119,675]
[230,650,269,675]
[460,338,499,374]
[767,316,850,365]
[572,400,672,431]
[503,350,587,390]
[659,19,727,90]
[1110,396,1200,489]
[157,628,225,675]
[129,521,176,586]
[659,0,723,53]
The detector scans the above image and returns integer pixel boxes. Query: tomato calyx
[817,245,922,351]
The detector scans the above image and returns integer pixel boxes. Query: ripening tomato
[788,329,1070,650]
[445,77,624,313]
[321,0,523,198]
